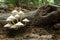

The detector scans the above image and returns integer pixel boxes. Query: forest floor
[0,5,60,40]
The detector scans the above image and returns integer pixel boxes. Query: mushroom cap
[6,15,16,21]
[12,10,18,14]
[10,22,24,29]
[23,18,30,22]
[12,10,18,16]
[10,25,18,29]
[6,18,12,21]
[18,11,24,15]
[15,22,24,26]
[15,14,20,18]
[4,23,12,27]
[8,15,16,19]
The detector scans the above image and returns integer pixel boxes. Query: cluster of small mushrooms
[4,10,30,29]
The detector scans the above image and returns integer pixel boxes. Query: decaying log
[32,11,60,26]
[0,13,10,26]
[37,5,60,16]
[0,5,60,28]
[26,5,60,27]
[0,13,10,20]
[0,5,60,38]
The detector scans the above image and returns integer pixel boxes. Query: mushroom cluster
[4,10,30,29]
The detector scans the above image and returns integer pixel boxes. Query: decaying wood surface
[0,5,60,27]
[0,5,60,40]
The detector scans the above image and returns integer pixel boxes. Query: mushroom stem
[16,18,18,22]
[25,22,27,25]
[15,14,20,22]
[20,15,22,21]
[12,21,15,24]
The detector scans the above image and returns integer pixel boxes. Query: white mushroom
[15,14,20,22]
[6,15,16,24]
[10,22,24,29]
[18,11,24,21]
[23,18,30,22]
[11,10,18,16]
[10,25,18,29]
[18,11,24,15]
[15,22,24,26]
[4,23,12,28]
[23,18,30,25]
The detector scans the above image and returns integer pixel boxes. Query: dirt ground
[0,25,60,40]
